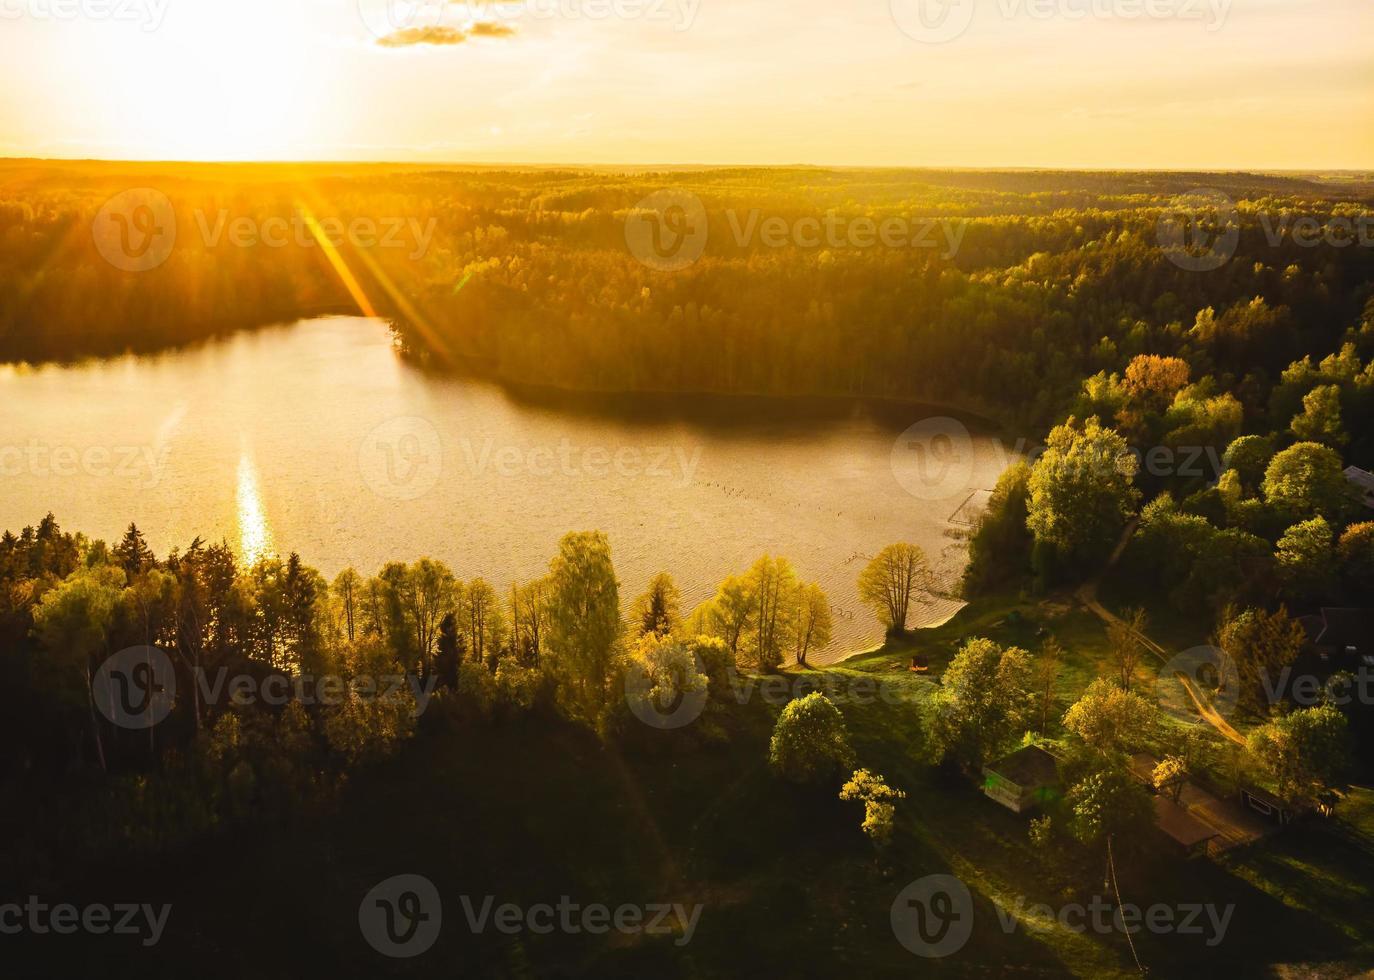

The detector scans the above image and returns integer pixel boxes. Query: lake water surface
[0,317,1010,662]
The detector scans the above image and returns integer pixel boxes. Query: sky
[0,0,1369,168]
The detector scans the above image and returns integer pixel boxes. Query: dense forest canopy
[3,161,1371,435]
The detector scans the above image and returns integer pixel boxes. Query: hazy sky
[0,0,1369,167]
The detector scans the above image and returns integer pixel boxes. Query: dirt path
[1075,520,1247,748]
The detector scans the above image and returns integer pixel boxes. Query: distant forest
[3,161,1372,436]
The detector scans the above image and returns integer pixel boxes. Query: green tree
[793,582,832,667]
[1216,606,1306,714]
[1290,384,1348,448]
[1062,678,1157,759]
[31,563,128,771]
[768,692,856,785]
[1247,704,1351,809]
[1026,416,1140,569]
[546,531,621,725]
[1276,516,1338,604]
[1222,434,1275,497]
[633,572,681,639]
[1262,442,1355,523]
[1066,765,1154,847]
[930,638,1033,771]
[1337,522,1374,597]
[857,543,931,634]
[839,768,907,846]
[744,556,800,673]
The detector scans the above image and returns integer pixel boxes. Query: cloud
[377,21,516,48]
[469,22,516,38]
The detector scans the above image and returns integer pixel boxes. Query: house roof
[1344,466,1374,493]
[1315,608,1374,649]
[1153,796,1220,848]
[985,745,1059,788]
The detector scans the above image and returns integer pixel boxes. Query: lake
[0,317,1011,662]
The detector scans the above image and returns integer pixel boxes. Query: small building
[1240,785,1305,826]
[982,745,1060,814]
[1309,608,1374,666]
[1345,466,1374,510]
[1153,796,1220,857]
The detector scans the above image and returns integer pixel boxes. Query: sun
[92,0,325,161]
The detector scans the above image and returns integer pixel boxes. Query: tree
[1222,434,1276,496]
[546,531,621,725]
[510,577,549,667]
[462,577,506,669]
[1122,354,1190,413]
[1216,605,1306,714]
[929,638,1033,771]
[1276,516,1338,604]
[1337,522,1374,597]
[964,462,1033,595]
[113,523,155,580]
[1290,384,1348,448]
[1066,766,1155,847]
[1026,416,1140,569]
[788,581,831,667]
[625,632,708,727]
[633,572,681,639]
[1152,755,1188,803]
[768,692,856,785]
[1062,678,1157,759]
[857,543,930,634]
[1107,607,1148,692]
[31,563,128,771]
[435,612,463,690]
[839,769,907,846]
[1262,442,1355,523]
[744,556,800,673]
[331,567,362,645]
[1247,704,1351,809]
[701,574,755,665]
[373,559,457,674]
